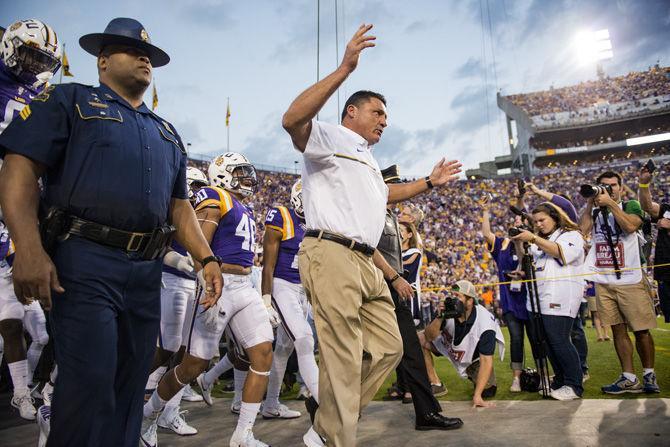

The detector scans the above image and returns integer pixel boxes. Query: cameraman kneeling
[419,280,504,408]
[512,202,585,400]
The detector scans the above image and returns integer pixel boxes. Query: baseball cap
[452,280,478,300]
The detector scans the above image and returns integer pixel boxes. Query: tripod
[520,243,551,398]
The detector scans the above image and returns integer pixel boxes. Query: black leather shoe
[415,412,464,431]
[305,396,319,424]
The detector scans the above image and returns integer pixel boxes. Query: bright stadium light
[626,132,670,146]
[574,29,613,65]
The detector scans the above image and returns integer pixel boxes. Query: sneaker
[31,384,43,400]
[431,383,448,397]
[550,385,580,401]
[303,426,326,447]
[510,378,521,393]
[196,373,214,406]
[229,427,269,447]
[11,391,37,420]
[158,408,198,436]
[140,419,158,447]
[643,372,661,393]
[601,375,643,394]
[262,402,301,419]
[181,384,203,402]
[231,401,241,414]
[296,385,310,401]
[42,382,54,407]
[37,405,50,447]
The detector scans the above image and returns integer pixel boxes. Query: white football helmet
[1,19,61,89]
[291,179,304,218]
[186,166,208,199]
[208,152,257,198]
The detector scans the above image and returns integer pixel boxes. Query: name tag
[510,280,522,292]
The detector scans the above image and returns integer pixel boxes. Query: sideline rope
[421,262,670,292]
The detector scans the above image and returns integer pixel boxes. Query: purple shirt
[195,186,255,267]
[0,222,14,269]
[0,61,42,135]
[490,236,528,320]
[265,206,304,284]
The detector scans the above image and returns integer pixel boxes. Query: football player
[260,179,319,418]
[142,153,277,447]
[0,18,60,423]
[0,19,61,133]
[142,166,209,436]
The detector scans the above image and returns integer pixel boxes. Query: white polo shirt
[298,120,388,247]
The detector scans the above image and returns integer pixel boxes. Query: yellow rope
[421,262,670,292]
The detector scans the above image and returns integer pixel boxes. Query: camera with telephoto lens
[440,295,465,319]
[579,184,613,199]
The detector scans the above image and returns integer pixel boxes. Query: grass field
[211,319,670,402]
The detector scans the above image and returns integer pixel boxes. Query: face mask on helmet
[291,180,304,217]
[230,165,258,197]
[10,43,61,85]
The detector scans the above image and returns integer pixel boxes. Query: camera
[440,296,464,319]
[508,224,532,237]
[579,184,613,199]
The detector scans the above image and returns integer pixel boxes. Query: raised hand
[340,24,376,73]
[428,158,463,187]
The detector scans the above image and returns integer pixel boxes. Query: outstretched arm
[387,158,462,204]
[282,24,376,152]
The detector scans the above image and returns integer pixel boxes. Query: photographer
[419,280,505,408]
[480,195,528,392]
[579,171,659,394]
[638,164,670,323]
[512,202,585,400]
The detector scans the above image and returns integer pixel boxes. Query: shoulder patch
[33,84,55,103]
[19,105,31,120]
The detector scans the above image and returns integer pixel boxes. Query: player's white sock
[146,366,167,390]
[235,402,261,432]
[26,342,45,385]
[144,390,167,418]
[233,368,247,406]
[643,368,655,376]
[265,343,292,409]
[623,372,637,382]
[8,360,30,395]
[163,386,185,415]
[202,355,233,389]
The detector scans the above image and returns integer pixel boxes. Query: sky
[4,0,670,176]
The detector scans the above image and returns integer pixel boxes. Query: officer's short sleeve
[301,120,337,162]
[0,86,69,167]
[172,152,188,200]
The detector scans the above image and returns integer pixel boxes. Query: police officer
[0,18,223,447]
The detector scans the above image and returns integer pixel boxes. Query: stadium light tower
[574,29,613,77]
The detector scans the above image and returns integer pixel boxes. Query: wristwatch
[201,255,222,268]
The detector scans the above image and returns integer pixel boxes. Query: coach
[283,24,462,447]
[0,18,222,446]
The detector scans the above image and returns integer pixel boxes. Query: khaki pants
[299,237,403,446]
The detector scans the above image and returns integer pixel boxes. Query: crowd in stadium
[185,151,669,321]
[507,65,670,117]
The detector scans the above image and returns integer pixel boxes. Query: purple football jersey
[265,206,305,284]
[0,61,43,135]
[195,186,255,267]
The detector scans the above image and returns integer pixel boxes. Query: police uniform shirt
[299,120,388,247]
[0,83,188,232]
